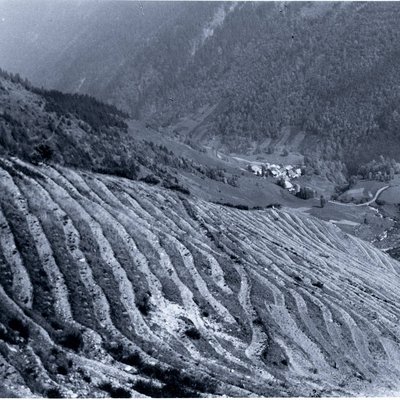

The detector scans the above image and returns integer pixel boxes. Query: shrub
[35,144,54,162]
[140,363,169,381]
[312,281,324,289]
[0,324,10,342]
[266,203,282,209]
[0,323,17,344]
[162,181,191,195]
[184,327,201,340]
[98,382,131,398]
[57,326,83,352]
[106,343,144,368]
[56,365,68,376]
[105,344,216,396]
[140,174,161,185]
[133,380,164,398]
[122,352,143,367]
[133,378,198,398]
[137,362,216,395]
[227,175,239,187]
[136,294,151,316]
[215,202,249,210]
[110,387,131,398]
[46,388,63,398]
[296,187,314,200]
[8,317,29,340]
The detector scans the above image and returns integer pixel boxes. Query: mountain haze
[2,1,400,173]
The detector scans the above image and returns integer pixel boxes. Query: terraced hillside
[1,157,400,397]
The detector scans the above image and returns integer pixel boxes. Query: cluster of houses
[248,163,303,192]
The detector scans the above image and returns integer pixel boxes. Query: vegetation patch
[32,88,129,132]
[56,326,84,352]
[140,174,161,185]
[98,382,131,398]
[215,202,249,210]
[8,317,30,340]
[135,293,152,316]
[45,387,63,398]
[184,326,201,340]
[132,365,216,398]
[1,201,56,319]
[162,180,191,195]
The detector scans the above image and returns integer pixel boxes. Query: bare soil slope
[1,158,400,397]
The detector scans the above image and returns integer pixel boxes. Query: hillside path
[329,185,389,207]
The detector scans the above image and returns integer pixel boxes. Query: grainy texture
[1,158,400,396]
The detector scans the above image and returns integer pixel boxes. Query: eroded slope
[1,157,400,397]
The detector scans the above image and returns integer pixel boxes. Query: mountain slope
[1,157,400,396]
[0,0,181,96]
[1,72,309,209]
[3,1,400,172]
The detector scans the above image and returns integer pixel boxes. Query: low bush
[184,327,201,340]
[140,175,161,185]
[46,387,63,398]
[215,202,249,210]
[162,181,191,195]
[56,326,83,352]
[133,365,217,397]
[56,365,68,376]
[133,380,165,398]
[8,317,30,340]
[105,343,217,396]
[133,377,197,398]
[98,382,131,398]
[312,281,324,289]
[296,187,314,200]
[122,352,143,368]
[0,323,16,344]
[110,387,131,398]
[135,294,151,316]
[266,203,282,209]
[34,144,54,162]
[106,343,144,368]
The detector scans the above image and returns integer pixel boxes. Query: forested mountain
[0,71,272,206]
[2,1,400,173]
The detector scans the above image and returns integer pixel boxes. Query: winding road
[329,185,390,207]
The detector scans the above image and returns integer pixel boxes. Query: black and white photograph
[1,0,400,397]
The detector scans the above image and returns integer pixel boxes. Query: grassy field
[338,180,388,203]
[379,181,400,204]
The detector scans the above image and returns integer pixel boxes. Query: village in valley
[246,154,400,204]
[247,162,318,198]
